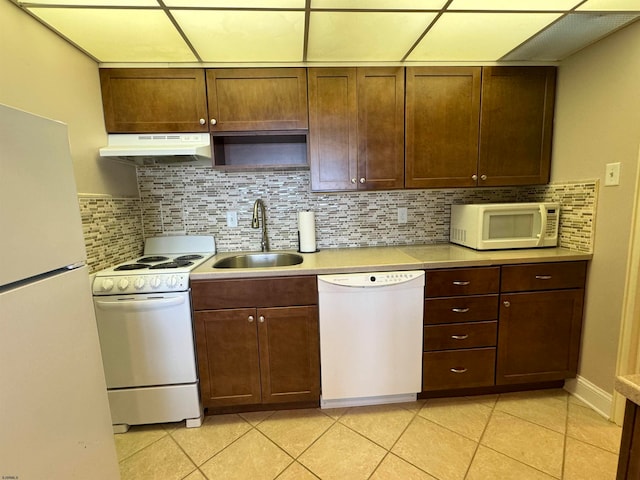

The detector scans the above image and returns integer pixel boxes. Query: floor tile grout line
[116,428,172,464]
[560,392,570,480]
[364,401,428,479]
[168,413,258,469]
[461,393,498,479]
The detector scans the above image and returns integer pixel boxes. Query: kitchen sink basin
[213,253,303,269]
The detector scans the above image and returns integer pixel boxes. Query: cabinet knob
[259,315,265,323]
[199,118,206,125]
[210,118,217,125]
[480,174,487,181]
[503,301,511,308]
[248,315,254,323]
[471,174,478,181]
[351,178,357,184]
[359,178,366,184]
[450,367,468,374]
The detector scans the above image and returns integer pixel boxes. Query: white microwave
[450,202,560,250]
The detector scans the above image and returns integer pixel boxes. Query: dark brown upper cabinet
[406,66,556,188]
[479,66,556,186]
[99,68,209,133]
[406,67,482,188]
[205,68,309,132]
[308,67,405,192]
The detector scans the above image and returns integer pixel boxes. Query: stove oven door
[94,291,197,388]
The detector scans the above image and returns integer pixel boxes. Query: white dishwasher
[318,270,425,408]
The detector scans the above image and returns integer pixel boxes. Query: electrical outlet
[226,211,238,227]
[605,162,621,186]
[398,207,408,224]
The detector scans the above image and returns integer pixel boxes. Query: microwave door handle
[537,205,548,246]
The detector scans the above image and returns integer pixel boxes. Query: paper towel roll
[298,211,317,253]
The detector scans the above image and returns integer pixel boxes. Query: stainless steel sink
[213,252,303,269]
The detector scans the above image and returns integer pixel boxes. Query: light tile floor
[115,389,622,480]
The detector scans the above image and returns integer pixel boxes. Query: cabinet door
[194,309,261,407]
[357,67,405,190]
[99,68,208,133]
[496,289,584,385]
[405,67,481,188]
[308,68,358,191]
[257,306,320,404]
[206,68,308,132]
[479,67,556,186]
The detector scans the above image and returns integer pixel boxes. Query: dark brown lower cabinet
[496,289,584,385]
[618,399,640,479]
[195,305,319,409]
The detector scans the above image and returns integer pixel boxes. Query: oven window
[487,213,534,239]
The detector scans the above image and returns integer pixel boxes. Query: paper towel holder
[297,231,319,253]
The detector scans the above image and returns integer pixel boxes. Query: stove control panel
[93,273,190,295]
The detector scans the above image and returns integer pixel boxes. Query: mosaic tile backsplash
[136,166,597,254]
[79,194,143,273]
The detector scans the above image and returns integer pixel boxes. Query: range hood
[99,133,212,165]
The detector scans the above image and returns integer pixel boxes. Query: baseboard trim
[564,375,613,419]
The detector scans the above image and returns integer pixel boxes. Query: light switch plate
[605,162,621,186]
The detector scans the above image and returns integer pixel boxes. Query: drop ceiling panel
[407,12,562,61]
[310,0,447,9]
[172,10,304,62]
[26,8,196,62]
[577,0,640,10]
[448,0,583,11]
[503,12,640,60]
[308,11,438,61]
[165,0,305,7]
[24,0,157,5]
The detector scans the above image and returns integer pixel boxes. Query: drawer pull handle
[451,334,469,340]
[450,367,468,374]
[452,308,470,313]
[536,275,552,280]
[453,281,470,286]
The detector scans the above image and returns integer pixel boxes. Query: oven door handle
[95,296,186,311]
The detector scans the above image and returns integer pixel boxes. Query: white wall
[553,20,640,393]
[0,1,138,196]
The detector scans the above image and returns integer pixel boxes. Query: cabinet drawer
[424,295,498,324]
[426,267,500,297]
[501,261,587,292]
[191,276,317,310]
[424,321,497,351]
[423,348,495,391]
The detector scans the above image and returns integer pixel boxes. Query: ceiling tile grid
[10,0,640,64]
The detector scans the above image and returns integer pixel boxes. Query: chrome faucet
[251,199,270,252]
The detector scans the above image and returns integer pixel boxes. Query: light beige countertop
[190,243,592,280]
[616,374,640,406]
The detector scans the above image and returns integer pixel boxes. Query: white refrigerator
[0,104,120,479]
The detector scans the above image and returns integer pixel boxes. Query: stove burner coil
[138,256,170,263]
[114,263,150,271]
[149,261,194,269]
[174,255,204,261]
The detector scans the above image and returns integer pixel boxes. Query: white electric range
[92,235,215,433]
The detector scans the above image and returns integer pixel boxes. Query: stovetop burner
[175,254,204,261]
[149,261,194,270]
[114,263,151,271]
[138,256,170,263]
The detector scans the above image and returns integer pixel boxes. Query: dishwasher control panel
[318,270,424,288]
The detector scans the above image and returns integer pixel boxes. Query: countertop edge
[190,245,592,280]
[616,374,640,406]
